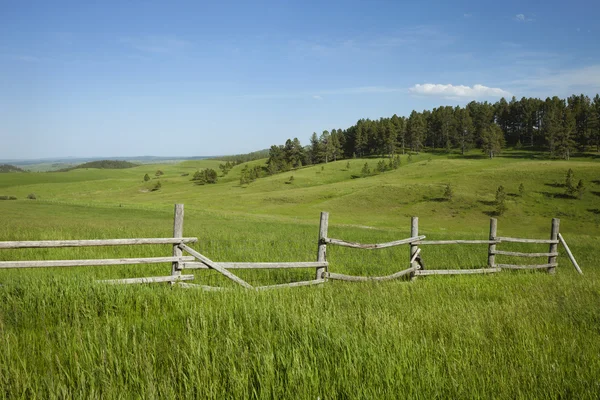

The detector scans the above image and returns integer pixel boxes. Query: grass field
[0,150,599,398]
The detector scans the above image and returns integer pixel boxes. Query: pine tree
[576,179,585,199]
[361,162,371,176]
[443,184,454,201]
[565,169,576,197]
[481,123,505,158]
[518,183,525,197]
[143,173,150,182]
[495,185,507,216]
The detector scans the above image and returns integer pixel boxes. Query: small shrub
[0,196,17,200]
[565,169,576,197]
[143,173,150,182]
[346,161,350,170]
[155,170,164,177]
[495,185,507,216]
[152,181,162,191]
[518,183,525,197]
[376,160,387,173]
[361,162,371,177]
[27,193,37,200]
[180,173,189,177]
[443,184,453,201]
[576,179,585,199]
[407,154,413,162]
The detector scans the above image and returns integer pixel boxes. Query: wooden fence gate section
[0,204,583,290]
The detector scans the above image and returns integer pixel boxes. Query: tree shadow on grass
[538,191,576,199]
[507,193,519,198]
[478,200,496,206]
[592,180,600,185]
[545,182,565,188]
[483,210,501,217]
[588,209,600,215]
[591,191,600,197]
[423,196,448,202]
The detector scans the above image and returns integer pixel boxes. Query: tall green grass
[0,151,599,398]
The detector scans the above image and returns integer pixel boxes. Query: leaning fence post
[548,218,559,274]
[410,216,419,281]
[488,218,497,269]
[316,212,329,280]
[171,204,184,282]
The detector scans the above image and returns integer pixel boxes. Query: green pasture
[0,150,599,398]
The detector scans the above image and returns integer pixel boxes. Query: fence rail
[0,204,584,290]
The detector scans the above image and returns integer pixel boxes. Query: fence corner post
[316,211,329,280]
[410,216,419,281]
[488,218,497,269]
[548,218,559,274]
[171,204,184,283]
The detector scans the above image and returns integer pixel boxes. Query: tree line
[267,93,600,171]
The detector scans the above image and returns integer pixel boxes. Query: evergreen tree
[143,173,150,182]
[481,123,505,158]
[565,169,576,196]
[495,185,507,216]
[443,184,453,201]
[406,111,426,152]
[576,179,585,199]
[518,183,525,197]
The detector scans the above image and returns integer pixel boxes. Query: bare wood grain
[255,279,326,290]
[324,235,425,249]
[0,256,195,269]
[491,250,559,257]
[98,275,195,284]
[182,261,328,270]
[497,263,558,270]
[557,233,583,275]
[0,238,198,249]
[326,266,417,282]
[178,244,254,289]
[415,268,501,276]
[496,237,558,244]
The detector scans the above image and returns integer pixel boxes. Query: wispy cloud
[463,13,472,18]
[313,95,323,100]
[234,86,404,100]
[514,14,534,22]
[510,65,600,94]
[120,35,191,54]
[409,83,511,99]
[2,54,41,63]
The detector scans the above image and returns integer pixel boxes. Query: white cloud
[463,13,472,18]
[510,65,600,94]
[514,14,534,22]
[313,95,323,100]
[409,83,511,98]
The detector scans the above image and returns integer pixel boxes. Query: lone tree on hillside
[495,185,507,216]
[565,169,576,197]
[443,184,454,201]
[361,162,371,176]
[144,173,150,182]
[155,170,164,177]
[576,179,585,199]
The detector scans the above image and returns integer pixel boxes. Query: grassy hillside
[0,150,599,398]
[0,164,26,173]
[58,159,139,171]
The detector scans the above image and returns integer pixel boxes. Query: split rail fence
[0,204,583,290]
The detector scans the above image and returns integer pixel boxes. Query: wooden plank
[178,244,254,289]
[326,266,417,282]
[0,237,198,249]
[98,274,195,285]
[492,250,559,257]
[415,268,501,276]
[497,263,558,270]
[0,256,195,269]
[182,261,328,270]
[171,204,184,279]
[488,218,497,268]
[255,279,326,290]
[410,217,419,281]
[316,212,329,279]
[177,283,229,291]
[548,218,559,274]
[496,236,558,244]
[324,235,425,249]
[558,233,583,275]
[410,248,421,264]
[417,240,500,245]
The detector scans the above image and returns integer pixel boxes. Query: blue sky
[1,0,599,159]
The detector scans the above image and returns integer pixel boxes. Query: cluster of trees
[239,165,264,185]
[267,94,600,165]
[219,161,238,176]
[192,168,218,184]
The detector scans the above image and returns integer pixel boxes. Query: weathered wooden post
[488,218,497,269]
[410,216,419,281]
[171,204,184,282]
[548,218,559,274]
[316,212,329,280]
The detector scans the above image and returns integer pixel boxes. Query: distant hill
[58,160,139,171]
[0,164,27,173]
[213,149,270,163]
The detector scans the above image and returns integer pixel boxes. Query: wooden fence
[0,204,583,290]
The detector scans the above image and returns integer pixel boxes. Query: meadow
[0,150,599,398]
